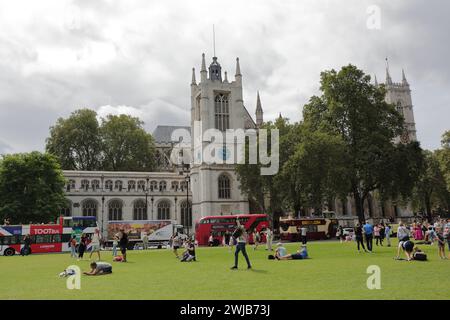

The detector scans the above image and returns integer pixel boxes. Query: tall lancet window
[215,93,230,131]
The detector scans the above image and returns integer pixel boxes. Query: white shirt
[91,233,101,246]
[300,227,308,236]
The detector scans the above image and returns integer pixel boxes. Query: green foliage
[101,114,156,171]
[46,109,156,172]
[303,65,416,221]
[0,152,67,224]
[46,109,102,170]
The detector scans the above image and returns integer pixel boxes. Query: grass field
[1,240,449,300]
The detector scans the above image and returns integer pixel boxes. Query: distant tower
[382,62,417,143]
[255,91,264,127]
[190,53,250,222]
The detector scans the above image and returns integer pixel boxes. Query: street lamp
[145,177,149,220]
[101,174,105,235]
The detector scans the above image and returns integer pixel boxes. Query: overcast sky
[0,0,449,154]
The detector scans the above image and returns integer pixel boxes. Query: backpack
[413,252,427,261]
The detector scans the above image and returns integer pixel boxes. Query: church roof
[152,125,191,144]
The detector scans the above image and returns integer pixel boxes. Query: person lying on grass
[395,243,427,261]
[275,243,309,260]
[83,262,113,276]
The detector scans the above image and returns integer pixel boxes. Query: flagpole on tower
[213,24,216,57]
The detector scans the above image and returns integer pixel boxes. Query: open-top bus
[278,217,338,241]
[0,216,97,256]
[195,214,269,246]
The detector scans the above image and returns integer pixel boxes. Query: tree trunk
[425,194,432,222]
[354,191,364,223]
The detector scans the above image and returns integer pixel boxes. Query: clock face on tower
[400,131,410,144]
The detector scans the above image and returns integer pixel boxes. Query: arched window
[66,179,76,191]
[137,180,146,191]
[215,93,230,131]
[105,180,113,191]
[180,181,187,191]
[128,180,136,191]
[81,179,89,191]
[60,201,72,217]
[108,200,123,221]
[82,199,98,217]
[91,179,100,191]
[150,180,158,191]
[159,181,167,191]
[157,201,171,220]
[180,201,192,227]
[133,199,147,220]
[218,174,231,199]
[396,101,404,116]
[171,181,179,191]
[114,180,123,191]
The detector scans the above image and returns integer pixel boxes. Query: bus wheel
[4,248,15,256]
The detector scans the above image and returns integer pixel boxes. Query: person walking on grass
[89,229,102,261]
[363,221,374,252]
[231,219,251,270]
[354,223,368,253]
[112,234,119,257]
[300,226,308,245]
[142,232,149,250]
[385,224,392,247]
[252,230,260,250]
[172,232,181,258]
[77,233,87,261]
[119,229,128,262]
[69,236,77,258]
[435,227,447,260]
[265,227,273,251]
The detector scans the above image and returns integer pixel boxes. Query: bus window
[53,234,62,243]
[307,225,318,233]
[35,234,53,244]
[63,219,73,228]
[62,234,72,243]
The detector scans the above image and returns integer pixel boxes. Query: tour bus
[0,216,97,256]
[195,214,269,246]
[278,217,338,241]
[107,220,185,249]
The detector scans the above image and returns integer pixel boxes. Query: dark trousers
[234,243,251,268]
[356,237,366,251]
[375,236,383,246]
[301,235,307,245]
[78,245,85,258]
[366,234,373,251]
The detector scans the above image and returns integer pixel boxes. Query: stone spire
[402,69,409,86]
[374,74,378,86]
[191,68,196,85]
[235,57,241,77]
[200,53,207,82]
[223,71,228,83]
[255,91,263,127]
[385,58,392,85]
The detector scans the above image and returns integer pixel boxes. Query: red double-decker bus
[195,214,269,246]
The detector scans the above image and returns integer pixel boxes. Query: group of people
[68,229,103,261]
[208,227,274,252]
[347,218,450,261]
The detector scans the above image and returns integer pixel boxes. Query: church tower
[190,53,250,222]
[382,64,417,143]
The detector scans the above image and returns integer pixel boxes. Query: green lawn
[1,240,449,300]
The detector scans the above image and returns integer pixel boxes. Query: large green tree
[281,130,350,216]
[303,64,422,222]
[46,109,102,170]
[100,114,156,171]
[412,150,450,219]
[0,152,67,224]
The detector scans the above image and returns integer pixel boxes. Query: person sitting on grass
[181,240,196,262]
[83,261,113,276]
[274,243,288,259]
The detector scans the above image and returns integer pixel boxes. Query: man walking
[265,227,273,251]
[300,226,308,245]
[363,221,374,252]
[231,219,252,270]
